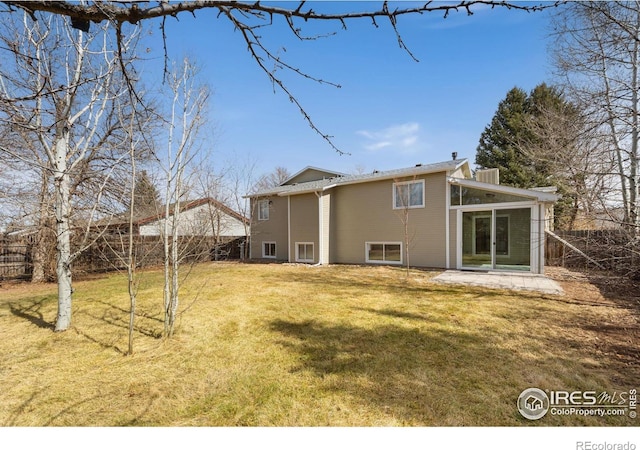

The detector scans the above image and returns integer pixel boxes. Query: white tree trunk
[54,128,73,332]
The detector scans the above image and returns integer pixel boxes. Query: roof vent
[452,152,458,160]
[415,163,422,167]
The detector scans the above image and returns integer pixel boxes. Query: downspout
[287,196,291,262]
[445,176,451,268]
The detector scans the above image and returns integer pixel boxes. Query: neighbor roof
[95,197,248,228]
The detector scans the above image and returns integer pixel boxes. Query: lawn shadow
[267,266,507,300]
[69,298,163,354]
[269,318,531,425]
[8,298,55,330]
[3,389,46,426]
[354,306,430,321]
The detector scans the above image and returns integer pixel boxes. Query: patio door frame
[455,202,538,273]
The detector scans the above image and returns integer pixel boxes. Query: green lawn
[0,263,636,426]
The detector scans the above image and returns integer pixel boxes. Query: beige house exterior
[248,159,558,274]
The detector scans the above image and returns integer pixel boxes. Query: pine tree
[475,83,584,228]
[475,86,540,187]
[132,170,160,218]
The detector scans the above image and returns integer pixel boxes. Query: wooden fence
[546,229,635,275]
[0,243,32,280]
[0,235,247,281]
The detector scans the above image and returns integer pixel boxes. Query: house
[94,197,250,261]
[135,198,248,240]
[247,159,558,274]
[99,197,248,240]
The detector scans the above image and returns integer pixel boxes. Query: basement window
[366,242,402,265]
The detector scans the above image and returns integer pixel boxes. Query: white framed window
[262,241,276,258]
[393,180,425,209]
[295,242,314,263]
[365,242,402,265]
[258,199,270,221]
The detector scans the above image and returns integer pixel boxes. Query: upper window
[258,199,270,220]
[393,180,425,209]
[450,184,532,206]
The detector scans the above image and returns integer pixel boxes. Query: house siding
[250,196,289,260]
[331,172,447,267]
[449,209,457,269]
[287,169,339,185]
[289,193,319,263]
[248,161,556,273]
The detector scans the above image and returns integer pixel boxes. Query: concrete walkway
[432,270,564,295]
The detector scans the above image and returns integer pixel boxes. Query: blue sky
[141,1,555,178]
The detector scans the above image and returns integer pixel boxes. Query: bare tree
[160,58,210,337]
[0,12,144,331]
[513,85,613,230]
[227,157,259,260]
[552,2,640,235]
[393,176,419,275]
[253,167,292,192]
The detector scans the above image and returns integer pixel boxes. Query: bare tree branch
[2,1,558,153]
[1,1,557,26]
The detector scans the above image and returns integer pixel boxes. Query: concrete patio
[432,270,564,295]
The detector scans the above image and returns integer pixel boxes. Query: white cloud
[357,122,421,153]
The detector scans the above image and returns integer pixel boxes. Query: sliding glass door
[461,207,531,271]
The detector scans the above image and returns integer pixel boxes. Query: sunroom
[448,178,558,274]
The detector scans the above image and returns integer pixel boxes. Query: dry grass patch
[0,263,637,426]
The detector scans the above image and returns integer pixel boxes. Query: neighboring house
[248,159,558,274]
[137,198,248,239]
[101,197,249,241]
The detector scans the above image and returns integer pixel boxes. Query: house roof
[140,198,249,226]
[249,159,472,197]
[282,166,347,186]
[97,197,248,228]
[448,177,559,203]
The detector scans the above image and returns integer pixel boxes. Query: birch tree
[0,12,143,331]
[161,59,210,337]
[552,1,640,235]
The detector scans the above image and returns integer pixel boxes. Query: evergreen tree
[475,86,544,187]
[475,83,584,228]
[132,170,161,217]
